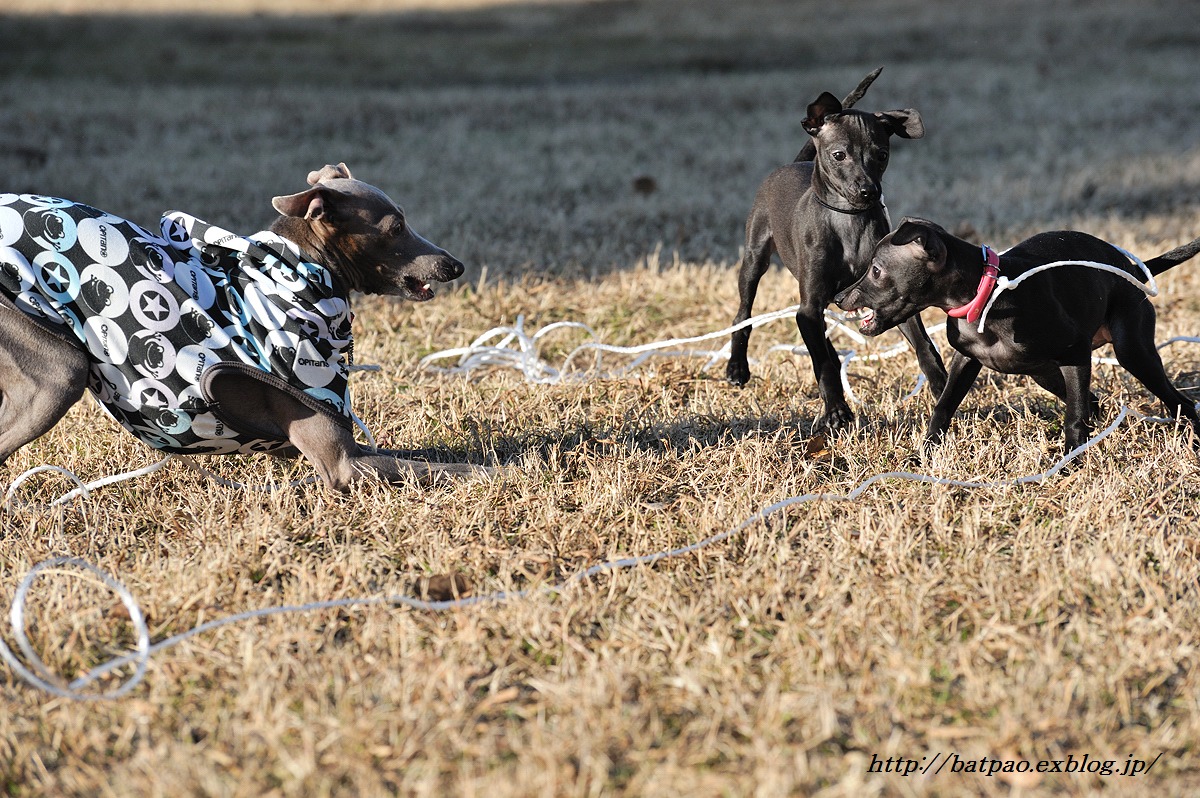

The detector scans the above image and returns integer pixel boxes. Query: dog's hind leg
[283,408,491,491]
[1108,305,1200,433]
[0,312,89,464]
[726,213,773,387]
[206,370,493,492]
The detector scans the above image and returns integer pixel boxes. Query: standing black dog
[726,70,946,430]
[835,217,1200,450]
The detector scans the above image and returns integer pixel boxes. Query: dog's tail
[1146,234,1200,276]
[794,67,884,163]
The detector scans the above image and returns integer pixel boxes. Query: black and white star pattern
[0,194,354,455]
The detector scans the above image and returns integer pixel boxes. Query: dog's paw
[726,359,752,387]
[817,403,855,432]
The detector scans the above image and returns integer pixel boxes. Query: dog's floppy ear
[876,109,924,139]
[890,218,931,247]
[272,163,355,217]
[272,186,331,220]
[803,92,843,135]
[307,162,353,185]
[891,218,946,269]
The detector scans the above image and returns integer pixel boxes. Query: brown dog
[0,163,491,490]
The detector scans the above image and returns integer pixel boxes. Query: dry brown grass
[2,0,1200,795]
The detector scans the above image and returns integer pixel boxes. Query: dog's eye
[877,150,889,163]
[871,264,882,278]
[831,150,847,162]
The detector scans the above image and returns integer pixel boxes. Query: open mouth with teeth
[845,306,878,334]
[404,275,436,301]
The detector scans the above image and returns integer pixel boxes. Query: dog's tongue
[860,309,875,332]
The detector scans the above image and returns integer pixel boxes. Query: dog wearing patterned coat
[0,163,490,489]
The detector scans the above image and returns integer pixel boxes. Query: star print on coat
[0,194,355,455]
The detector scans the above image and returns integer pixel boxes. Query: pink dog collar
[946,245,1000,324]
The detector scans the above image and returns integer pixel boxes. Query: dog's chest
[0,195,354,454]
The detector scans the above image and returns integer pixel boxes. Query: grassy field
[1,0,1200,795]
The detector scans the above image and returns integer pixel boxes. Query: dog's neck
[942,238,1001,319]
[269,216,354,296]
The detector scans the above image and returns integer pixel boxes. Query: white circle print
[0,206,23,247]
[129,280,181,332]
[32,250,80,303]
[83,317,129,366]
[291,338,340,389]
[174,257,218,309]
[76,217,131,267]
[0,247,34,293]
[174,343,220,386]
[127,377,177,417]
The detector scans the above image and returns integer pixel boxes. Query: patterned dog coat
[0,193,355,455]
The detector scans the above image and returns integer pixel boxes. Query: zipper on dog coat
[0,194,354,455]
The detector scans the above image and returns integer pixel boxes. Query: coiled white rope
[3,401,1169,701]
[420,306,882,384]
[3,280,1196,700]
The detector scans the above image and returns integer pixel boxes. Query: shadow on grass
[389,409,827,467]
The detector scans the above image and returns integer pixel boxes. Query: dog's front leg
[727,214,774,387]
[897,315,947,397]
[924,352,982,448]
[795,304,853,430]
[208,371,493,492]
[285,409,496,490]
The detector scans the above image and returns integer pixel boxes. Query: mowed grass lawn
[1,1,1200,795]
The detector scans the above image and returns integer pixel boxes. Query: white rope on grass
[420,306,893,385]
[4,458,175,510]
[2,254,1195,700]
[3,401,1165,701]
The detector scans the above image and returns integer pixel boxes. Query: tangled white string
[3,403,1166,701]
[420,306,886,383]
[2,273,1195,700]
[3,409,380,507]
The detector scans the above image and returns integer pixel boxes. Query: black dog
[727,70,946,430]
[835,218,1200,450]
